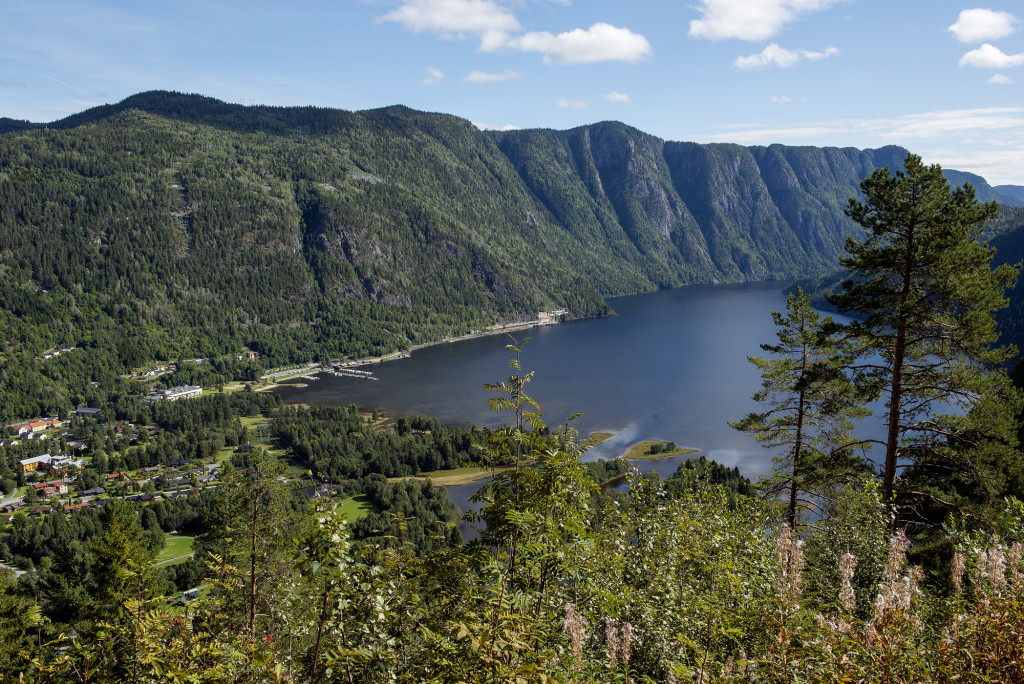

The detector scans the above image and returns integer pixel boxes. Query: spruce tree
[829,153,1020,508]
[731,289,869,527]
[90,499,153,613]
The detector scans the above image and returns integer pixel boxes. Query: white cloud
[462,69,524,83]
[948,8,1018,43]
[771,95,791,103]
[604,91,631,103]
[378,0,520,49]
[988,73,1014,84]
[733,43,837,69]
[689,0,845,41]
[700,107,1024,143]
[422,66,444,84]
[556,98,588,108]
[473,121,521,130]
[802,47,839,60]
[504,22,652,64]
[959,43,1024,68]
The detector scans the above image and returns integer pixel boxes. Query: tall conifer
[731,289,869,527]
[829,153,1020,508]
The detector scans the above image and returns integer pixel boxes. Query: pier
[329,367,378,380]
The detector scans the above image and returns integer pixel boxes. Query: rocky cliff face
[491,122,1009,292]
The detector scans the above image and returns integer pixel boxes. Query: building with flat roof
[144,385,202,404]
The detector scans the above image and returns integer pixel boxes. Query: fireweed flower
[988,544,1006,591]
[564,603,585,663]
[885,531,910,583]
[838,552,857,614]
[775,524,805,601]
[951,551,966,596]
[606,617,619,669]
[620,621,633,669]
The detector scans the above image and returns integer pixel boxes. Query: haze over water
[275,281,834,480]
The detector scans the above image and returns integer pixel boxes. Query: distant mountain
[996,185,1024,206]
[1,90,1021,419]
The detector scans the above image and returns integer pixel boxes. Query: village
[0,384,226,525]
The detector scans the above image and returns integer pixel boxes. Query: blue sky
[2,0,1024,184]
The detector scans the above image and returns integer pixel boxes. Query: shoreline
[257,312,582,393]
[389,434,701,488]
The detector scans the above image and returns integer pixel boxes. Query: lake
[273,282,834,481]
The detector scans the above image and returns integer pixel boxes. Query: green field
[154,534,195,567]
[336,495,379,521]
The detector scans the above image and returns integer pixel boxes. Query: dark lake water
[274,281,888,536]
[273,281,831,476]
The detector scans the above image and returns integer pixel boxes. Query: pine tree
[731,289,869,527]
[196,451,291,640]
[829,153,1021,508]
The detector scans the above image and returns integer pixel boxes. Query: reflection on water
[274,282,797,471]
[273,282,881,531]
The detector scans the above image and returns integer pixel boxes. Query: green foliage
[272,405,483,480]
[349,475,463,551]
[195,452,294,641]
[664,455,754,498]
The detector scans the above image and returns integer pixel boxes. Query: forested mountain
[2,90,1021,420]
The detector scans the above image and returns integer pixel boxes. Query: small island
[623,439,699,460]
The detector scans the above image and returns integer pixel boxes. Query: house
[16,417,63,436]
[81,487,106,497]
[294,484,335,500]
[31,481,68,495]
[76,407,102,418]
[106,471,127,481]
[235,444,256,453]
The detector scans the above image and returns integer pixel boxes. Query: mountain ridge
[2,90,1023,420]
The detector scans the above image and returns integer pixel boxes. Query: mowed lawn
[154,534,196,567]
[337,495,379,521]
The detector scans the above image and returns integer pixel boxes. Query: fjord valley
[4,92,1024,682]
[3,91,1024,424]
